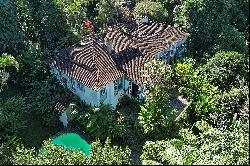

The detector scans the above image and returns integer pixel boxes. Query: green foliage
[74,104,126,140]
[0,0,24,53]
[15,43,47,88]
[143,59,173,111]
[138,60,174,136]
[116,94,140,111]
[0,138,20,165]
[211,82,249,129]
[133,0,167,22]
[0,53,19,91]
[23,78,64,127]
[215,87,247,114]
[0,54,19,70]
[15,0,80,50]
[12,138,132,165]
[55,0,89,36]
[0,97,26,142]
[0,71,9,92]
[204,51,247,91]
[141,120,249,165]
[89,138,132,165]
[95,0,118,31]
[174,57,249,129]
[174,58,220,122]
[0,0,249,164]
[87,105,126,140]
[215,25,247,54]
[174,0,248,54]
[136,0,180,24]
[138,105,172,137]
[29,0,69,49]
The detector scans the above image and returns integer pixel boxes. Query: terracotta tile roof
[106,22,189,85]
[50,34,124,91]
[54,93,72,113]
[50,23,188,89]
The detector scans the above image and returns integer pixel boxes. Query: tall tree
[174,0,249,55]
[133,0,167,22]
[0,0,24,54]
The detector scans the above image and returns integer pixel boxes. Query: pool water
[52,133,91,156]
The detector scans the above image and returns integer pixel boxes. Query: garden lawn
[17,111,63,149]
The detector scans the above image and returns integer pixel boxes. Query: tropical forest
[0,0,249,165]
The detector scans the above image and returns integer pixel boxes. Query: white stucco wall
[97,76,131,108]
[59,111,68,127]
[156,38,187,61]
[51,68,133,108]
[51,38,188,109]
[50,68,99,107]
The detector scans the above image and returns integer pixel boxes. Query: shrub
[95,0,118,31]
[12,138,132,165]
[173,0,248,55]
[15,43,47,88]
[210,84,249,129]
[133,0,167,22]
[204,51,247,91]
[0,0,24,53]
[0,138,20,165]
[138,60,174,137]
[215,25,247,54]
[116,95,140,111]
[138,105,173,138]
[87,105,126,140]
[0,97,26,142]
[215,87,247,114]
[74,104,126,140]
[55,0,88,36]
[140,120,249,165]
[0,53,19,91]
[174,58,219,123]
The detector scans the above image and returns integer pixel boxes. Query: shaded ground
[1,86,64,149]
[168,92,189,118]
[17,112,64,149]
[0,85,25,100]
[1,86,189,164]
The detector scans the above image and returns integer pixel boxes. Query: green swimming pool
[52,133,91,156]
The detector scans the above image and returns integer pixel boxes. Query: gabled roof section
[106,23,189,86]
[54,93,72,113]
[50,22,189,90]
[50,35,124,91]
[105,28,137,54]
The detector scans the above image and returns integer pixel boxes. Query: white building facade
[50,37,187,108]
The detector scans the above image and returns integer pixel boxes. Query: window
[77,82,81,89]
[100,88,107,103]
[61,77,67,87]
[77,82,85,93]
[170,50,174,57]
[71,79,76,92]
[114,78,123,96]
[101,88,106,96]
[118,78,123,90]
[114,80,118,96]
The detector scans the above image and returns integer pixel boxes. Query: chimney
[105,38,113,54]
[141,15,148,24]
[82,18,94,34]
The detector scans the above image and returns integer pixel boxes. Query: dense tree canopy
[141,120,249,165]
[204,51,247,91]
[174,0,249,55]
[12,138,132,165]
[0,0,249,165]
[133,0,167,22]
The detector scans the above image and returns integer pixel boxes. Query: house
[49,22,189,110]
